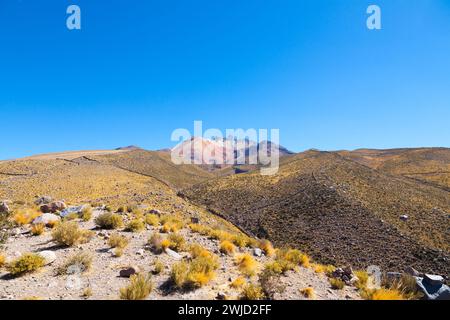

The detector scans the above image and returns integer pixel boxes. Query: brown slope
[338,148,450,190]
[182,150,450,276]
[88,149,214,190]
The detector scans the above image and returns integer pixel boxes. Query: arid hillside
[182,151,450,277]
[338,148,450,190]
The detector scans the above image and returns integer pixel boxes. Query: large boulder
[119,266,141,278]
[40,201,66,213]
[60,205,88,218]
[32,213,61,226]
[0,201,10,214]
[416,274,450,300]
[37,251,57,265]
[332,267,359,285]
[34,196,53,206]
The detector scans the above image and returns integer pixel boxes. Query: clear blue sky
[1,0,449,159]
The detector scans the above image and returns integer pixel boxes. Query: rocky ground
[0,207,360,300]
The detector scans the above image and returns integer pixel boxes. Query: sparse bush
[240,284,265,300]
[82,287,93,298]
[13,209,40,226]
[81,206,93,221]
[189,244,214,259]
[231,234,252,248]
[153,260,164,275]
[113,247,124,257]
[64,212,79,221]
[108,233,129,249]
[170,260,190,288]
[230,276,246,289]
[264,261,284,275]
[300,287,316,299]
[168,233,186,252]
[132,208,144,219]
[170,254,219,289]
[31,223,45,236]
[148,233,164,253]
[125,219,145,233]
[330,278,345,290]
[145,214,159,227]
[8,253,45,276]
[47,220,60,229]
[57,251,93,275]
[235,253,258,276]
[161,238,171,251]
[220,240,236,255]
[258,240,275,257]
[117,206,126,213]
[95,213,123,230]
[52,221,94,246]
[104,205,112,212]
[365,288,405,300]
[259,268,285,299]
[313,264,336,275]
[120,273,153,300]
[0,252,6,268]
[354,270,369,290]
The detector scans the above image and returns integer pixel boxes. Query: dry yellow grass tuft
[219,240,236,255]
[52,221,94,246]
[366,288,405,300]
[31,223,45,236]
[168,233,186,252]
[145,214,159,227]
[300,287,316,299]
[230,276,247,289]
[81,206,93,221]
[235,253,258,276]
[95,213,124,230]
[170,253,219,289]
[108,233,129,249]
[258,240,275,257]
[125,219,145,233]
[240,284,265,300]
[8,253,45,276]
[119,273,153,300]
[57,251,93,275]
[0,252,6,268]
[313,263,336,275]
[13,209,41,226]
[330,278,345,290]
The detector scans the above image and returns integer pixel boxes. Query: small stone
[216,292,227,300]
[0,201,10,214]
[135,249,145,256]
[400,215,409,221]
[165,248,182,260]
[38,251,57,265]
[406,266,421,277]
[119,266,140,278]
[253,248,263,257]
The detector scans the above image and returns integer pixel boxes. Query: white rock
[33,213,61,225]
[253,248,263,257]
[165,248,182,260]
[38,251,57,265]
[135,249,145,256]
